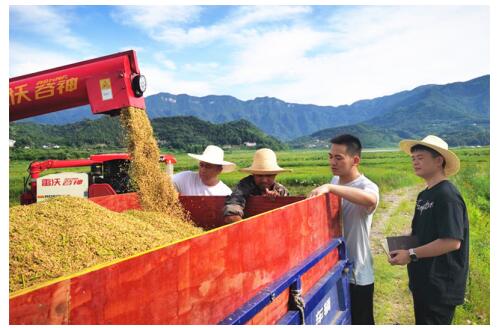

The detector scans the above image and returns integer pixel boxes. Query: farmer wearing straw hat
[308,134,379,325]
[389,135,469,325]
[173,145,236,196]
[223,148,290,223]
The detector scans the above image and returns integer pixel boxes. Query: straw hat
[188,145,236,173]
[240,148,291,175]
[399,135,460,176]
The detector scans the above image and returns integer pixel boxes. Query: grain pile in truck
[9,196,203,293]
[10,105,201,293]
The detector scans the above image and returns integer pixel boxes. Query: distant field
[9,147,420,205]
[9,146,489,324]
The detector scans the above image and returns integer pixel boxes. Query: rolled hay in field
[9,196,203,293]
[119,107,187,219]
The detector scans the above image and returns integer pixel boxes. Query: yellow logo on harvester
[99,78,113,100]
[100,78,111,89]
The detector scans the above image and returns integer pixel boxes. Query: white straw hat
[399,135,460,176]
[240,148,291,175]
[188,145,236,173]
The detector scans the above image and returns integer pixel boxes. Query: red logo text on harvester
[9,75,79,106]
[41,178,84,187]
[37,172,88,202]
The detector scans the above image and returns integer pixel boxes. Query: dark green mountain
[10,116,285,152]
[151,116,284,152]
[291,124,402,149]
[291,75,489,148]
[17,75,489,144]
[9,117,124,149]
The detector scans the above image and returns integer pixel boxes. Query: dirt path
[370,185,421,255]
[370,184,423,324]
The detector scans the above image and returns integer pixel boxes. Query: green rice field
[9,146,489,324]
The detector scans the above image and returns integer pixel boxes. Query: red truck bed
[9,193,344,324]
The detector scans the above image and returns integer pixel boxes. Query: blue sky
[9,5,490,106]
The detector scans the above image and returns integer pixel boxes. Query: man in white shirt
[309,134,379,325]
[173,145,235,196]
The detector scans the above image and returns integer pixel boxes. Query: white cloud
[9,43,81,77]
[154,25,227,45]
[153,53,177,70]
[226,6,312,30]
[141,64,212,97]
[107,5,488,106]
[112,5,312,47]
[119,6,201,30]
[163,60,177,70]
[183,62,219,72]
[111,6,202,34]
[11,5,487,108]
[10,6,91,51]
[218,6,489,106]
[222,25,329,85]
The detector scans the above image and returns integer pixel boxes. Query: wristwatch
[408,248,418,262]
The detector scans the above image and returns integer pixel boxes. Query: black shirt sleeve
[434,199,465,241]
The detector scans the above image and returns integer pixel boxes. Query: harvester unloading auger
[10,50,177,204]
[9,50,146,121]
[9,50,352,324]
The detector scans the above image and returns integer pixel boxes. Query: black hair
[410,144,446,169]
[330,134,362,157]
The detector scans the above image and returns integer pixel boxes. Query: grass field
[9,146,489,324]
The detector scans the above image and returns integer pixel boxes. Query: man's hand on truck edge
[308,184,331,198]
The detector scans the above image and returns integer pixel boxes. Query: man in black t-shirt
[389,135,469,325]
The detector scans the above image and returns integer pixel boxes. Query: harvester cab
[20,153,177,205]
[93,157,131,194]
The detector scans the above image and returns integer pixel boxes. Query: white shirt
[331,174,379,285]
[173,171,232,196]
